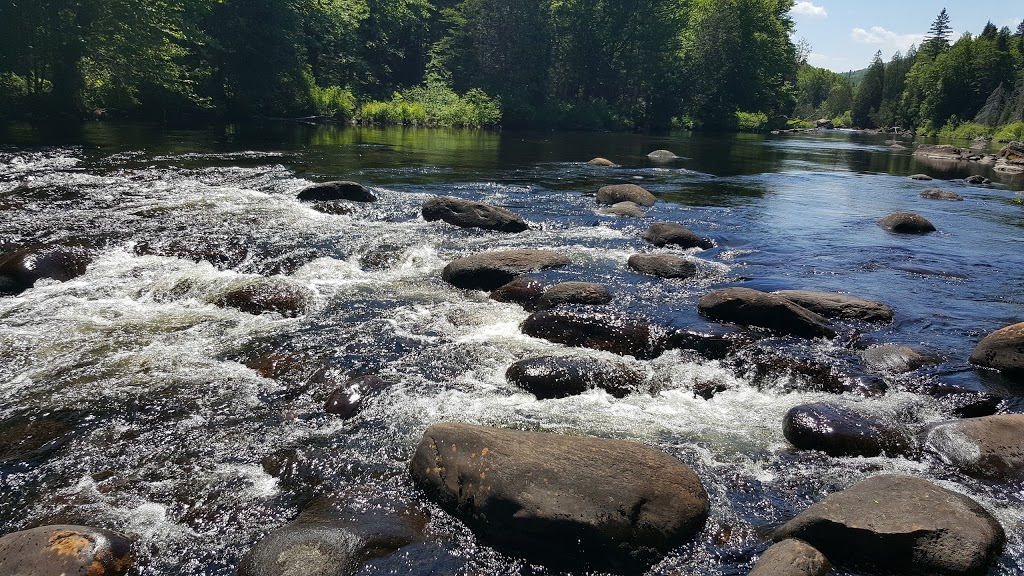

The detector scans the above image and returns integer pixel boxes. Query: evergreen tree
[922,8,952,58]
[852,51,885,127]
[975,83,1007,125]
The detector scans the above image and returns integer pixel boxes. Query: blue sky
[790,1,1022,72]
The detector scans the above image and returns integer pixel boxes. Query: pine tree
[975,83,1007,126]
[923,8,952,57]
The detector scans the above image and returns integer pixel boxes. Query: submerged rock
[0,245,91,294]
[535,281,612,310]
[920,189,964,201]
[921,384,1002,418]
[442,250,570,291]
[775,290,894,323]
[878,212,936,233]
[596,184,657,206]
[749,539,830,576]
[310,200,355,215]
[0,524,134,576]
[0,415,71,464]
[324,375,390,419]
[861,344,941,373]
[923,414,1024,481]
[599,201,646,218]
[489,276,545,309]
[521,309,668,359]
[641,222,713,250]
[421,196,529,233]
[783,402,913,457]
[214,279,308,317]
[964,175,991,185]
[909,174,934,180]
[409,422,709,573]
[970,322,1024,374]
[296,181,376,202]
[587,157,615,166]
[627,254,697,279]
[647,149,677,159]
[774,475,1005,575]
[697,288,835,339]
[506,355,646,399]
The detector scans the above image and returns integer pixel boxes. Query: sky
[789,1,1023,72]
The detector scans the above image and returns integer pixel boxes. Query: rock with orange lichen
[0,524,134,576]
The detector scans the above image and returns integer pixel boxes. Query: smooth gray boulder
[506,355,646,398]
[213,279,308,317]
[0,524,134,576]
[920,189,964,201]
[642,222,713,249]
[775,290,893,323]
[924,414,1024,481]
[536,281,612,310]
[862,344,940,373]
[909,174,934,180]
[698,288,836,339]
[410,422,709,573]
[970,322,1024,373]
[878,212,936,234]
[628,254,697,279]
[421,196,528,233]
[774,475,1005,575]
[749,539,830,576]
[647,149,677,159]
[587,157,615,166]
[442,250,570,291]
[296,181,376,202]
[596,184,657,206]
[521,309,668,359]
[783,402,913,457]
[489,276,545,309]
[599,201,646,218]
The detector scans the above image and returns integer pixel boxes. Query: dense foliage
[0,0,801,129]
[793,10,1024,137]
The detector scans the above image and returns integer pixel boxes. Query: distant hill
[841,68,868,86]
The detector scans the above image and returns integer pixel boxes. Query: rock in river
[296,181,376,202]
[596,184,657,206]
[409,422,709,573]
[324,375,390,419]
[588,157,615,166]
[421,196,529,233]
[214,279,308,317]
[697,288,835,339]
[923,414,1024,481]
[442,250,570,291]
[861,344,940,373]
[774,475,1005,575]
[749,539,830,576]
[878,212,936,234]
[521,309,668,359]
[783,402,912,458]
[647,149,677,159]
[909,174,933,180]
[506,355,646,398]
[0,245,91,295]
[970,322,1024,373]
[774,290,894,323]
[489,276,545,309]
[535,281,612,310]
[920,189,964,201]
[599,201,646,218]
[0,524,134,576]
[627,253,697,279]
[641,222,713,250]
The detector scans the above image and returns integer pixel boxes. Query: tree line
[793,9,1024,140]
[0,0,799,130]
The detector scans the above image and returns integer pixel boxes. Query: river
[0,123,1022,575]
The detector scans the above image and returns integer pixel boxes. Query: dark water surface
[1,123,1023,575]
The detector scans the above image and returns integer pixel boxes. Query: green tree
[852,51,884,127]
[922,8,952,58]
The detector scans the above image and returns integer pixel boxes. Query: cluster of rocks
[913,141,1024,174]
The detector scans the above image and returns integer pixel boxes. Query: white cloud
[792,2,828,18]
[850,26,926,54]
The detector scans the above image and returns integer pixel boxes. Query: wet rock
[599,201,646,218]
[0,524,134,576]
[596,184,657,206]
[310,201,355,215]
[536,282,611,310]
[924,414,1024,481]
[325,375,390,419]
[739,351,876,396]
[970,322,1024,374]
[627,254,697,279]
[919,189,964,201]
[923,384,1002,418]
[666,329,751,361]
[410,422,709,573]
[877,212,936,234]
[964,175,991,185]
[0,415,71,463]
[698,288,836,339]
[914,144,968,161]
[774,475,1005,575]
[239,496,428,576]
[358,244,403,271]
[909,174,934,180]
[861,344,941,373]
[489,276,545,309]
[749,539,830,576]
[422,196,529,233]
[245,351,312,382]
[647,149,677,159]
[506,355,646,399]
[641,222,713,250]
[442,250,570,291]
[133,237,249,270]
[296,181,376,202]
[783,403,913,457]
[995,141,1024,174]
[0,246,91,294]
[214,279,308,317]
[775,290,894,323]
[692,379,729,400]
[521,309,668,359]
[587,157,615,166]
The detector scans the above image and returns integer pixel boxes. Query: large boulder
[409,422,709,573]
[774,475,1005,575]
[783,403,913,458]
[324,375,390,419]
[697,288,836,339]
[641,222,713,250]
[596,184,657,207]
[599,201,646,218]
[970,322,1024,373]
[995,141,1024,174]
[213,279,308,317]
[506,355,646,399]
[914,144,968,161]
[964,175,991,185]
[920,189,964,201]
[0,524,134,576]
[775,290,893,323]
[536,282,612,310]
[627,254,697,279]
[923,414,1024,481]
[421,196,528,233]
[749,539,830,576]
[587,157,616,166]
[909,174,934,181]
[878,212,936,234]
[861,344,940,373]
[0,246,91,295]
[442,250,570,291]
[296,181,376,202]
[647,149,677,159]
[489,276,546,309]
[521,309,668,359]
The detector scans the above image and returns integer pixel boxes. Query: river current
[1,123,1023,575]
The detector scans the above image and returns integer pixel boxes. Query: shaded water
[1,123,1023,575]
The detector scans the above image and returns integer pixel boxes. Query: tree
[975,83,1007,125]
[852,51,885,127]
[922,8,952,58]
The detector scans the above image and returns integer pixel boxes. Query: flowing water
[1,123,1023,575]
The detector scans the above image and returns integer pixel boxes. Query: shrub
[937,120,992,141]
[993,122,1024,142]
[355,83,501,128]
[832,110,853,128]
[736,111,770,131]
[310,84,356,120]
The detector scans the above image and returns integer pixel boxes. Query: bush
[310,84,356,120]
[736,111,769,131]
[786,118,815,129]
[936,118,992,141]
[0,73,28,119]
[832,110,853,128]
[355,83,501,128]
[993,122,1024,142]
